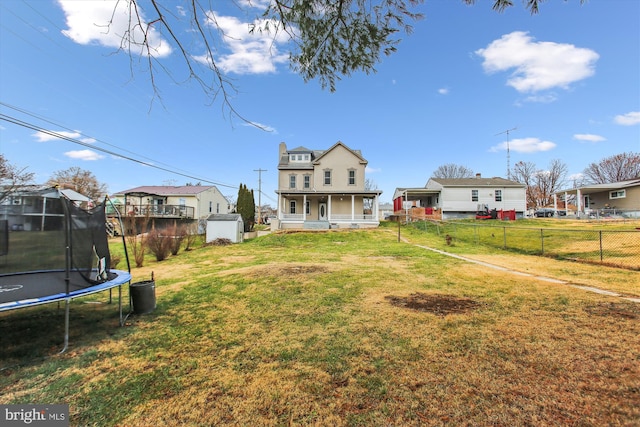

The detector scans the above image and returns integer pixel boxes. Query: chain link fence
[410,221,640,270]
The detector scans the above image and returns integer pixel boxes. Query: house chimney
[279,142,287,160]
[475,173,481,179]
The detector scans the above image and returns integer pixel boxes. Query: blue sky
[1,0,638,206]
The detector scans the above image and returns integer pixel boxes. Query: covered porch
[276,191,382,229]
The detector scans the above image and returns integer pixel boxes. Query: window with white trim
[289,175,296,189]
[289,200,296,214]
[471,189,478,202]
[304,175,311,189]
[348,169,356,185]
[494,190,502,202]
[610,190,626,199]
[324,170,332,185]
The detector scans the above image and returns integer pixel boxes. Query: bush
[109,251,122,269]
[146,229,173,261]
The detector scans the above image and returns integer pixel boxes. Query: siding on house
[275,141,382,229]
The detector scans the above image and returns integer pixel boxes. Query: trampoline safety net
[0,187,113,284]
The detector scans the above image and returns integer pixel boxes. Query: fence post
[599,230,603,262]
[540,228,544,255]
[503,226,507,249]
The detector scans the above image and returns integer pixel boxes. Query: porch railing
[279,213,378,222]
[108,204,195,219]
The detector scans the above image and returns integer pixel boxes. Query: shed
[206,214,244,243]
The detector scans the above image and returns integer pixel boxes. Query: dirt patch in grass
[385,292,483,316]
[217,263,331,279]
[584,302,639,319]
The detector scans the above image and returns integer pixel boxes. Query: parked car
[534,208,556,217]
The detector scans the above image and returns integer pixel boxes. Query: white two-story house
[275,141,382,229]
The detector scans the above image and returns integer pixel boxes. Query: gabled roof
[313,141,367,165]
[207,213,243,222]
[555,178,640,195]
[114,185,216,196]
[427,177,525,188]
[278,141,366,169]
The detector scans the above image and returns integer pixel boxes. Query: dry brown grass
[1,229,638,426]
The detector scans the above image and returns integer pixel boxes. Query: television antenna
[495,127,517,179]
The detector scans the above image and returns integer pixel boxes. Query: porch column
[277,193,282,220]
[374,194,379,221]
[553,194,558,210]
[328,195,332,221]
[576,189,582,217]
[351,195,355,220]
[303,194,307,219]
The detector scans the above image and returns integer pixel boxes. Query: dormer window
[289,153,310,163]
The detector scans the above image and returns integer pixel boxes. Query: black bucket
[130,280,156,314]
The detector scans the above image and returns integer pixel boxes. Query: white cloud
[490,137,556,153]
[237,0,271,8]
[573,134,606,143]
[365,166,381,173]
[196,12,289,74]
[32,130,95,144]
[614,111,640,126]
[57,0,172,57]
[438,88,449,95]
[476,31,599,93]
[521,93,557,104]
[242,122,277,133]
[64,150,104,161]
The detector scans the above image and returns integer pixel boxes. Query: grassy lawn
[1,227,639,426]
[407,219,640,270]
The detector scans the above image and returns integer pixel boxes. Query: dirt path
[409,242,640,304]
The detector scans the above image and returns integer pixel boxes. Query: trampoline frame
[0,269,132,353]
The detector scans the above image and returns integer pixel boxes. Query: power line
[0,101,196,179]
[0,111,238,190]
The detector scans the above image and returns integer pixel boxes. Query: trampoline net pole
[59,299,70,354]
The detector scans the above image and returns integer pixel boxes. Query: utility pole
[254,168,267,223]
[495,127,517,180]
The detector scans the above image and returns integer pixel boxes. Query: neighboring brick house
[275,141,382,229]
[393,174,527,220]
[111,185,230,220]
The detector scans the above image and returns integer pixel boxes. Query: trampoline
[0,269,131,311]
[0,187,131,353]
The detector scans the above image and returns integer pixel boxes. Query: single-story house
[206,214,244,243]
[393,174,527,220]
[0,186,92,231]
[554,179,640,218]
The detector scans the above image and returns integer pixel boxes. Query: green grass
[404,219,640,269]
[1,227,639,426]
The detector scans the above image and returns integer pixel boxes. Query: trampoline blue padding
[0,269,132,311]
